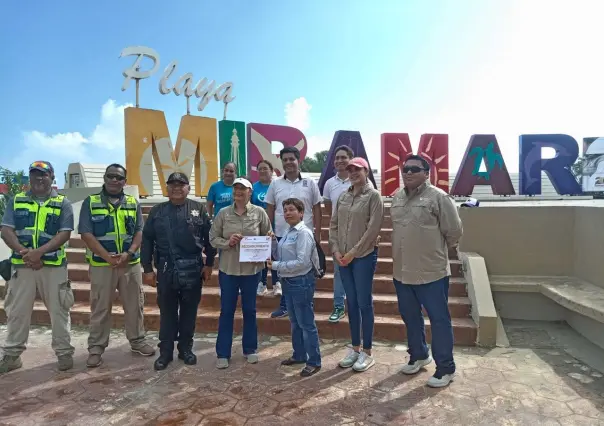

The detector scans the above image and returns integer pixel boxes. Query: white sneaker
[246,353,259,364]
[216,358,229,369]
[256,283,268,296]
[427,372,454,388]
[273,282,283,296]
[400,356,433,375]
[338,348,360,368]
[352,351,375,372]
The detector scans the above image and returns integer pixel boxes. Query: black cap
[166,172,189,184]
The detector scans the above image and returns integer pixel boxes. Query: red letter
[380,133,449,196]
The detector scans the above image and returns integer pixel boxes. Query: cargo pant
[2,266,75,357]
[87,263,146,355]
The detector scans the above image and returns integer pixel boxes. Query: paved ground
[0,322,603,425]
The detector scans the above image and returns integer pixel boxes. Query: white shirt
[322,174,351,216]
[265,175,322,237]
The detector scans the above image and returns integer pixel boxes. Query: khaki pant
[3,266,75,357]
[87,263,146,355]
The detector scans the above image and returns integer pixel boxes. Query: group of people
[0,147,462,388]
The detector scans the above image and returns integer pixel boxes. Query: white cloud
[284,97,332,158]
[10,99,132,182]
[285,97,312,132]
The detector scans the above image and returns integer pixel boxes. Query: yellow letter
[124,107,218,197]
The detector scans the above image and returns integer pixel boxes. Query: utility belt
[156,254,202,289]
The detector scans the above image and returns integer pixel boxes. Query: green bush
[0,167,27,221]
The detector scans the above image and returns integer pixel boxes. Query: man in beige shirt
[390,155,463,389]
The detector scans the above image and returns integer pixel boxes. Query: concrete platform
[0,321,603,425]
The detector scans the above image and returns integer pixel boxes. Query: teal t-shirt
[252,181,271,209]
[207,181,233,216]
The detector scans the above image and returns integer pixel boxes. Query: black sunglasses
[402,166,426,174]
[105,174,126,181]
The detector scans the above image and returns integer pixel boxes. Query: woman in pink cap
[329,157,384,372]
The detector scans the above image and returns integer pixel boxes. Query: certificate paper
[239,236,272,262]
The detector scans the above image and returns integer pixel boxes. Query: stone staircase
[0,204,478,345]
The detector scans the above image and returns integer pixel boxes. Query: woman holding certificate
[209,177,272,369]
[268,198,322,377]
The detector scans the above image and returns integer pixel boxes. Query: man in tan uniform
[390,155,463,389]
[0,161,75,373]
[79,163,155,368]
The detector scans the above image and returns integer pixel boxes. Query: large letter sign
[218,120,247,176]
[519,134,582,195]
[124,107,218,197]
[451,135,515,196]
[246,123,307,182]
[380,133,449,196]
[318,130,376,192]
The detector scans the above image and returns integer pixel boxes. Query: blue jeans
[393,276,455,375]
[216,271,261,359]
[282,271,321,367]
[333,263,346,309]
[261,263,278,287]
[338,248,378,350]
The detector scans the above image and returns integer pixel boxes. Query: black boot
[154,353,173,371]
[178,350,197,365]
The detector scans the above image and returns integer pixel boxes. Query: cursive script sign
[119,46,235,112]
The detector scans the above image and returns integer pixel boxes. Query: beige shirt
[391,182,463,284]
[329,183,384,259]
[209,203,272,276]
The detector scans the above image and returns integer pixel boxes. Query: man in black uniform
[141,172,216,371]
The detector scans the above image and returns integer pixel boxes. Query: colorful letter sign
[218,120,247,176]
[318,130,376,192]
[124,107,219,197]
[246,123,307,182]
[380,133,449,196]
[519,134,582,195]
[451,135,515,196]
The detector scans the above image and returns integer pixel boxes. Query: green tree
[300,150,329,173]
[0,167,27,220]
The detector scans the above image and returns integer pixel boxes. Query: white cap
[233,177,253,189]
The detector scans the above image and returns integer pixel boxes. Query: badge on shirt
[191,210,200,217]
[303,179,308,187]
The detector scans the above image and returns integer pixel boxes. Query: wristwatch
[126,250,135,259]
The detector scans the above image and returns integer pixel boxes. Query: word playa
[119,46,235,112]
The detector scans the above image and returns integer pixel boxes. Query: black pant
[156,280,202,355]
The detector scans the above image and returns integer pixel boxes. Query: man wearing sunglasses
[390,155,463,388]
[78,164,155,368]
[0,161,75,373]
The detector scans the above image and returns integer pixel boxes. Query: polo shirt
[207,180,233,217]
[322,174,351,216]
[265,175,322,237]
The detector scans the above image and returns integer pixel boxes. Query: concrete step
[67,239,458,261]
[0,300,478,345]
[61,264,468,297]
[64,249,463,280]
[0,281,470,318]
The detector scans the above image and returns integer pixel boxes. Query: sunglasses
[402,166,426,174]
[105,174,126,181]
[30,161,51,170]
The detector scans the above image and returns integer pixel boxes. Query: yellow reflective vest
[10,191,67,266]
[85,194,141,266]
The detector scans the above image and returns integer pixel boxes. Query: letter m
[124,107,219,197]
[380,133,449,196]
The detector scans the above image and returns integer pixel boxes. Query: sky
[1,0,604,185]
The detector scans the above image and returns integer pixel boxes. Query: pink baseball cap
[346,157,369,170]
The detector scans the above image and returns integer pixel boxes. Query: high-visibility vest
[10,192,67,266]
[85,194,141,266]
